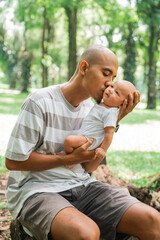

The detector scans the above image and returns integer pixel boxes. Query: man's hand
[65,164,77,168]
[117,91,140,124]
[95,147,106,162]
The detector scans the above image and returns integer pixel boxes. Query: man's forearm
[5,151,70,171]
[6,140,95,171]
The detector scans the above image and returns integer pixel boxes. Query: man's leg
[51,207,100,240]
[117,202,160,240]
[18,192,100,240]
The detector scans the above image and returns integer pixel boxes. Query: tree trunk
[123,21,136,85]
[65,6,77,80]
[20,51,32,93]
[147,24,158,109]
[42,7,48,88]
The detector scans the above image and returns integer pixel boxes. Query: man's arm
[117,91,140,124]
[5,139,95,171]
[82,126,114,172]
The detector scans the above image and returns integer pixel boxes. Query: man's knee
[51,207,100,240]
[117,202,160,239]
[146,209,160,237]
[51,219,100,240]
[76,222,100,240]
[137,205,160,239]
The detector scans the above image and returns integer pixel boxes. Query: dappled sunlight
[0,89,20,94]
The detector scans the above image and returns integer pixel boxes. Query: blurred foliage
[0,0,159,107]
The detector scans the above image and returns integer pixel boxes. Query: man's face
[82,53,118,103]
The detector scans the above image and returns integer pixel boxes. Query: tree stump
[10,219,36,240]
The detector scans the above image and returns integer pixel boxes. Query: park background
[0,0,160,239]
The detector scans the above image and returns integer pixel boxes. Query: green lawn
[121,108,160,125]
[0,155,7,177]
[0,92,28,115]
[107,150,160,187]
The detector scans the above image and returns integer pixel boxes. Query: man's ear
[79,60,89,75]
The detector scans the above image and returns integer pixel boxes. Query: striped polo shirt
[5,84,96,218]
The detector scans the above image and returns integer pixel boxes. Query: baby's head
[103,80,136,108]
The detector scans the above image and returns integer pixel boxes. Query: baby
[64,80,136,167]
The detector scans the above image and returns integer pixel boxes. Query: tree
[0,2,19,88]
[94,0,138,85]
[61,0,83,80]
[136,0,160,109]
[15,0,54,88]
[122,2,138,85]
[41,6,51,87]
[65,5,77,80]
[18,48,32,92]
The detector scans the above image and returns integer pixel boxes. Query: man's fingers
[81,138,94,151]
[119,99,127,113]
[117,91,140,123]
[133,91,140,106]
[127,93,134,112]
[56,152,65,156]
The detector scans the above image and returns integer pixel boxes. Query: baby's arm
[83,126,115,172]
[95,126,115,160]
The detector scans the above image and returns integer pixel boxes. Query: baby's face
[102,80,135,107]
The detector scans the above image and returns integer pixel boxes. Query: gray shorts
[18,181,139,240]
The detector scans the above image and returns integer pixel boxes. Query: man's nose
[105,80,113,88]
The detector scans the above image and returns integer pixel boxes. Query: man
[5,46,160,240]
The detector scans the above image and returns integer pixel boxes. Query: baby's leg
[64,135,88,154]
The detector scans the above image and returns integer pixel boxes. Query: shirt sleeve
[102,108,119,128]
[5,98,45,161]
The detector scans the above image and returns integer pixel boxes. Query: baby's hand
[95,147,106,161]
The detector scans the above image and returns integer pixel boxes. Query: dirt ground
[0,113,160,239]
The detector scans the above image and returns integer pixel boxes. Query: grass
[107,150,160,187]
[0,155,7,177]
[121,108,160,125]
[0,92,29,115]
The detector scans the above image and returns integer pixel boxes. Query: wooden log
[10,219,36,240]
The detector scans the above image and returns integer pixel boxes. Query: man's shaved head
[72,45,119,103]
[75,45,118,74]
